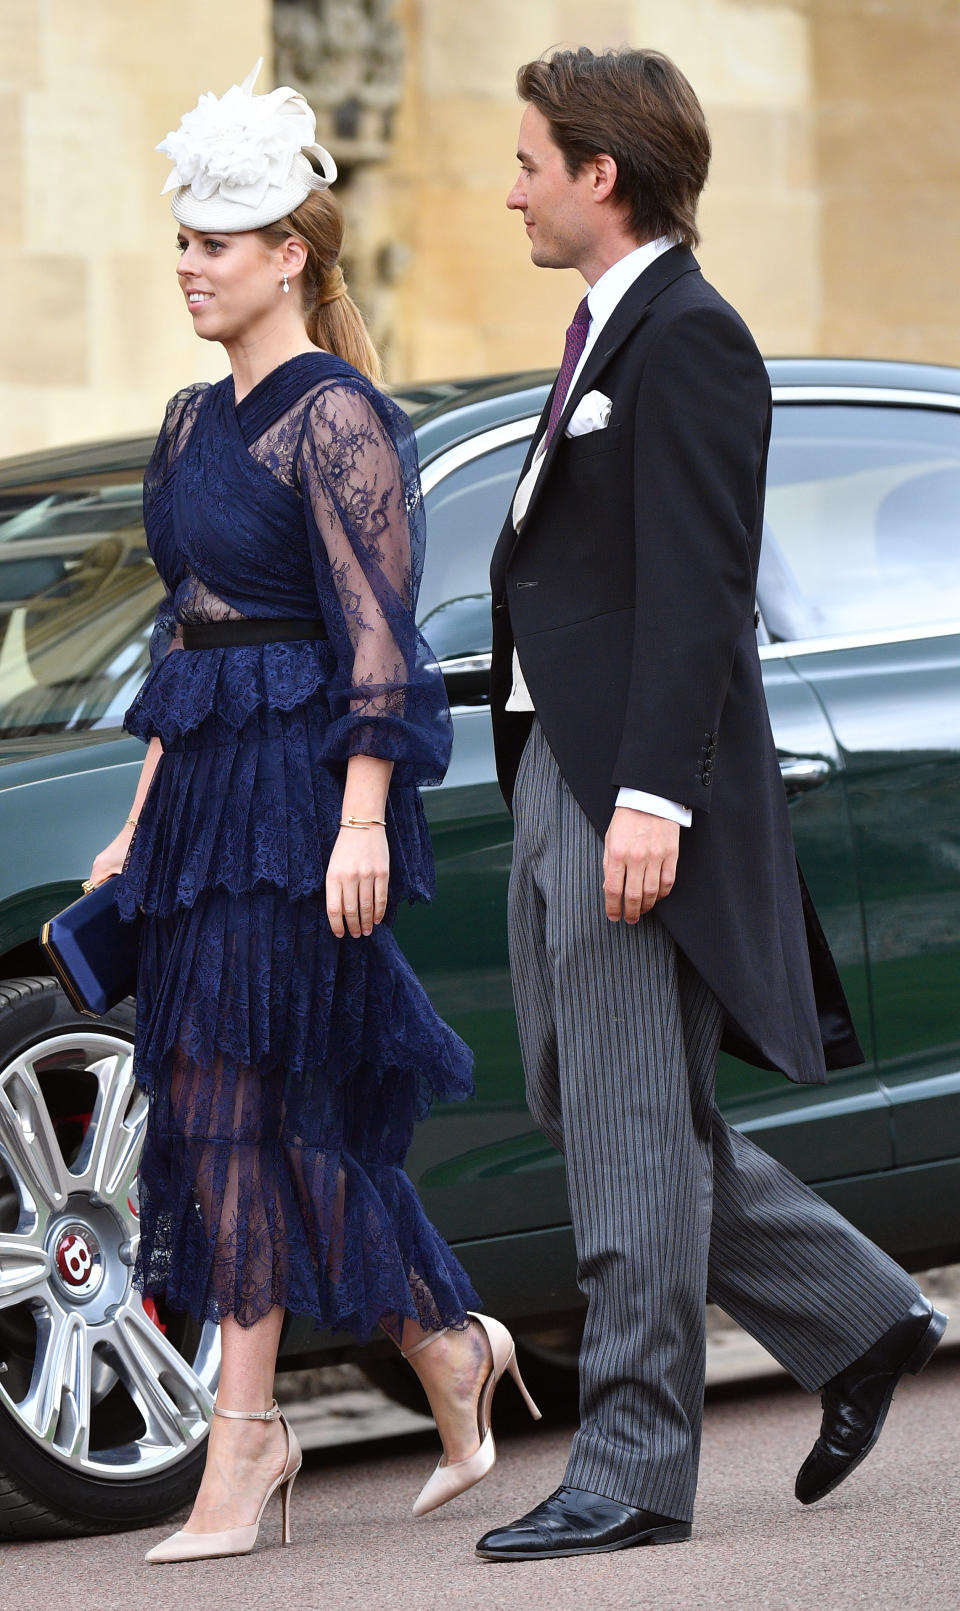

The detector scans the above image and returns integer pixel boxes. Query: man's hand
[603,806,680,922]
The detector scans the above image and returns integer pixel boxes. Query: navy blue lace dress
[117,351,479,1341]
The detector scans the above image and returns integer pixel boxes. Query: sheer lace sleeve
[142,385,208,668]
[143,383,209,513]
[297,381,453,787]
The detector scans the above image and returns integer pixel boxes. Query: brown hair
[517,48,710,249]
[261,188,383,385]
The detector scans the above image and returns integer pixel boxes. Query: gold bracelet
[125,816,139,830]
[339,816,387,829]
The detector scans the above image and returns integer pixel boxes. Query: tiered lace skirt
[118,640,478,1338]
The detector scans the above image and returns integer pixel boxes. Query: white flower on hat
[157,59,336,219]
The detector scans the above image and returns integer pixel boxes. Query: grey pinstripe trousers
[509,722,919,1520]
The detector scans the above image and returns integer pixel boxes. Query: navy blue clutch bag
[41,877,140,1016]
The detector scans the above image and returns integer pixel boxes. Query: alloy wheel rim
[0,1028,219,1478]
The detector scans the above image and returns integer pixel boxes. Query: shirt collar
[586,237,676,332]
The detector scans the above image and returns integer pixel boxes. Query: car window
[763,403,960,639]
[0,476,162,740]
[419,437,529,660]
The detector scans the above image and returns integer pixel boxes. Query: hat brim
[170,167,318,232]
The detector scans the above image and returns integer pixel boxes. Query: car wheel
[0,977,219,1538]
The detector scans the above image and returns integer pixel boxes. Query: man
[476,47,946,1562]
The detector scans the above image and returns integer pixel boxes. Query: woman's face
[175,226,296,343]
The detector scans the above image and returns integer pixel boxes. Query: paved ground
[6,1337,958,1611]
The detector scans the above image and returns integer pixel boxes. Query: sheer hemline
[134,1142,481,1343]
[134,1274,478,1345]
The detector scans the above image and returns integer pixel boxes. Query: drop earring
[281,272,289,295]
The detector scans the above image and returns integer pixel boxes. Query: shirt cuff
[615,787,693,827]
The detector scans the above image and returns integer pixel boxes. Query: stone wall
[0,1,270,455]
[1,0,958,453]
[385,0,960,382]
[810,0,960,364]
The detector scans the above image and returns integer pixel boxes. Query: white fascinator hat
[157,58,338,232]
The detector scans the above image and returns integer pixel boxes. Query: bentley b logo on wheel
[52,1226,103,1298]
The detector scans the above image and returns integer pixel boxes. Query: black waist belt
[181,617,328,649]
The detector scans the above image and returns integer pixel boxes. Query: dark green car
[0,359,957,1536]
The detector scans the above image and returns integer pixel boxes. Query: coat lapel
[508,246,701,543]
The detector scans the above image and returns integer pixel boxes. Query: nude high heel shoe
[144,1399,302,1564]
[404,1311,542,1517]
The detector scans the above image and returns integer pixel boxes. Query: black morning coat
[489,245,863,1084]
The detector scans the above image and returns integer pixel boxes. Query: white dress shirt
[506,238,692,828]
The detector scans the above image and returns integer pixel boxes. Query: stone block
[819,309,960,369]
[816,96,959,191]
[0,0,42,91]
[22,85,146,250]
[813,9,960,106]
[0,387,54,456]
[0,255,88,386]
[0,91,23,247]
[628,0,811,107]
[699,190,820,354]
[396,171,582,360]
[416,97,535,187]
[419,0,557,99]
[555,2,635,49]
[707,104,816,192]
[404,315,486,381]
[90,250,223,408]
[44,0,270,95]
[819,186,960,331]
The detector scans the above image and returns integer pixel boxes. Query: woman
[88,62,538,1565]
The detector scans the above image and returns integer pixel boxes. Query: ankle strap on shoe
[213,1398,281,1421]
[401,1326,450,1361]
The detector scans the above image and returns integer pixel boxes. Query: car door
[398,402,896,1249]
[714,646,892,1182]
[713,391,909,1185]
[0,466,163,954]
[757,392,960,1247]
[395,421,573,1243]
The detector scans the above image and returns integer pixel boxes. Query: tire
[0,978,219,1538]
[360,1320,582,1423]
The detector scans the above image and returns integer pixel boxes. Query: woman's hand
[88,823,136,890]
[326,825,389,938]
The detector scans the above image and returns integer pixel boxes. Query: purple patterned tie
[543,296,591,448]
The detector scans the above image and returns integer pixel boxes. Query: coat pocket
[561,423,624,458]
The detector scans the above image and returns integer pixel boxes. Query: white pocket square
[566,390,612,437]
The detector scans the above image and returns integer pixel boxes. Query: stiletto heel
[404,1310,542,1516]
[506,1346,543,1421]
[280,1467,298,1544]
[145,1399,303,1564]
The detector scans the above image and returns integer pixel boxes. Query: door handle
[778,755,832,796]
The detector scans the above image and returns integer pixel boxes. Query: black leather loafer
[795,1297,948,1506]
[475,1486,691,1561]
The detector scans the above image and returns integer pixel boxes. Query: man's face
[506,104,594,270]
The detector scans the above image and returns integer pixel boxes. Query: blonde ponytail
[261,190,383,386]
